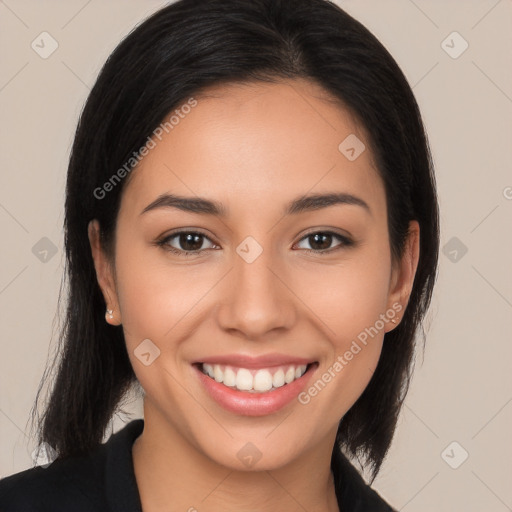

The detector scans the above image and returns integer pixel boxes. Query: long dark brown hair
[29,0,439,485]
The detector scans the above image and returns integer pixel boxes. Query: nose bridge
[217,235,295,338]
[236,238,277,297]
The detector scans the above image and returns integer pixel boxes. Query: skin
[88,78,419,512]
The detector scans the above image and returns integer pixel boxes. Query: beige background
[1,1,511,510]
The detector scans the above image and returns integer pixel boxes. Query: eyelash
[155,230,354,257]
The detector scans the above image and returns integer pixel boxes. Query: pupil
[311,233,331,250]
[181,233,202,251]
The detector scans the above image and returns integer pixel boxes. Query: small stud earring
[106,309,114,321]
[391,317,399,324]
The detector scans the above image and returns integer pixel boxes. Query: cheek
[294,249,392,344]
[292,246,392,412]
[113,235,197,351]
[113,242,202,408]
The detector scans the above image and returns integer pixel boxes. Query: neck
[132,405,339,512]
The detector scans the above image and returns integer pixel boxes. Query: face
[89,78,419,471]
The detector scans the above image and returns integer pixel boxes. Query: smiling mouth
[195,362,318,393]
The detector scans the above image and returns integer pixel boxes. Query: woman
[0,0,439,510]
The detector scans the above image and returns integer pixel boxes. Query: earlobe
[88,220,122,326]
[385,220,420,331]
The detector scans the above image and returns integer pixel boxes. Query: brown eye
[295,231,353,254]
[158,231,217,255]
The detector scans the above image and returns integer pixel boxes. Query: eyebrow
[140,192,371,217]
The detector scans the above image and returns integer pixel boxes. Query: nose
[216,243,297,340]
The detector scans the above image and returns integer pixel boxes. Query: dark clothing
[0,419,396,511]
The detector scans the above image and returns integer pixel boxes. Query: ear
[88,219,122,326]
[384,220,420,332]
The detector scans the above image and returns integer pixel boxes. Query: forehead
[121,79,385,218]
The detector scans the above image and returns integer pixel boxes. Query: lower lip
[194,363,318,416]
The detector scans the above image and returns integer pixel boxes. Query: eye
[156,229,354,257]
[156,231,217,256]
[294,231,353,254]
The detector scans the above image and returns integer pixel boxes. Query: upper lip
[195,353,316,369]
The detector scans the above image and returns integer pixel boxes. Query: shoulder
[0,419,144,512]
[0,443,108,511]
[333,449,397,511]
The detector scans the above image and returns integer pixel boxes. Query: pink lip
[193,362,318,416]
[196,353,314,369]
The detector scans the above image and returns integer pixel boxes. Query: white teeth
[285,367,295,384]
[203,363,214,378]
[214,364,223,383]
[253,370,273,392]
[295,365,307,379]
[272,369,285,388]
[235,368,253,390]
[223,367,236,387]
[200,363,310,393]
